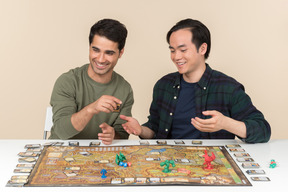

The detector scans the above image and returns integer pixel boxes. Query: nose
[173,50,182,61]
[97,53,106,63]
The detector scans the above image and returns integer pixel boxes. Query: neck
[183,63,206,83]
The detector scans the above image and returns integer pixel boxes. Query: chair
[43,106,53,139]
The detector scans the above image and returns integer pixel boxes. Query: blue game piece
[123,163,128,167]
[119,162,124,166]
[100,169,107,179]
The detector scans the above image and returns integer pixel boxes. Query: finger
[119,115,129,121]
[194,117,216,125]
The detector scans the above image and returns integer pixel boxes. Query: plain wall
[0,0,287,140]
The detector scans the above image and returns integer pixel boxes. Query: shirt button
[174,96,177,99]
[203,87,206,90]
[165,129,168,132]
[170,113,173,116]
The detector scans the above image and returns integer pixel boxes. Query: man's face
[88,34,123,82]
[169,29,206,81]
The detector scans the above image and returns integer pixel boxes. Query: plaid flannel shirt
[142,64,271,143]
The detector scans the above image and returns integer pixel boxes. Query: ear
[199,43,207,56]
[118,48,124,58]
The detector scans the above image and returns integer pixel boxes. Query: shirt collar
[173,63,212,90]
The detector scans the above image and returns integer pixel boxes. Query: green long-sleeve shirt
[49,64,133,140]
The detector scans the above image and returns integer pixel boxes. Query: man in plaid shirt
[120,19,270,143]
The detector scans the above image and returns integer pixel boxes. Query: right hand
[89,95,122,114]
[120,115,142,136]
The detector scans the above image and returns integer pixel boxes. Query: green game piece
[160,160,175,173]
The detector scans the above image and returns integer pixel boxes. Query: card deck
[229,148,245,152]
[192,140,202,145]
[24,144,41,149]
[89,141,101,146]
[14,168,32,173]
[139,140,150,145]
[225,144,241,148]
[16,164,35,168]
[18,152,38,157]
[251,177,270,181]
[246,170,265,175]
[242,163,260,168]
[174,140,185,144]
[18,157,37,163]
[69,141,79,146]
[156,140,167,145]
[234,153,250,157]
[236,158,254,162]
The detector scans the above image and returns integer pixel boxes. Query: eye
[181,49,187,53]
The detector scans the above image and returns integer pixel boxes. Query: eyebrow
[91,46,116,54]
[169,44,187,49]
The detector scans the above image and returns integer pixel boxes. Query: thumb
[119,115,130,121]
[99,122,109,129]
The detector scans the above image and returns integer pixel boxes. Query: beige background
[0,0,287,140]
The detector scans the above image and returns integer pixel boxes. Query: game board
[25,145,251,186]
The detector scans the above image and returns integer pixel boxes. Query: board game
[23,144,251,186]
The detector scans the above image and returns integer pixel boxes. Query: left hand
[191,110,227,133]
[98,123,115,145]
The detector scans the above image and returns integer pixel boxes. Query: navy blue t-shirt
[170,76,201,139]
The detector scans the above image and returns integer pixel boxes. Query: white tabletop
[0,139,286,192]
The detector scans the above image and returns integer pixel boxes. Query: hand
[120,115,142,136]
[98,123,115,145]
[191,110,226,133]
[89,95,122,114]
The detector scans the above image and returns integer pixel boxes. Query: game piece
[246,170,265,175]
[202,150,215,170]
[127,162,132,167]
[269,159,276,168]
[100,169,107,179]
[113,103,121,112]
[116,152,127,165]
[160,160,175,173]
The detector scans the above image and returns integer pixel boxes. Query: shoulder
[155,72,179,87]
[209,68,244,91]
[54,64,88,88]
[113,71,133,90]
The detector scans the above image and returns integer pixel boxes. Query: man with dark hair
[121,18,271,143]
[49,19,134,144]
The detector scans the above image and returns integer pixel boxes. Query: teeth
[177,62,185,65]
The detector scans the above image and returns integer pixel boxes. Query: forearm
[71,105,94,132]
[139,126,155,139]
[223,116,247,139]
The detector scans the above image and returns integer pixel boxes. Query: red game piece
[127,162,132,167]
[203,150,215,170]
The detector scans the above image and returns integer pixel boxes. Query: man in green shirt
[49,19,134,145]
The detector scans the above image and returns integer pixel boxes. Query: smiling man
[120,18,271,143]
[49,19,134,144]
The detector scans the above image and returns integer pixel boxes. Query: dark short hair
[89,19,128,51]
[166,18,211,59]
